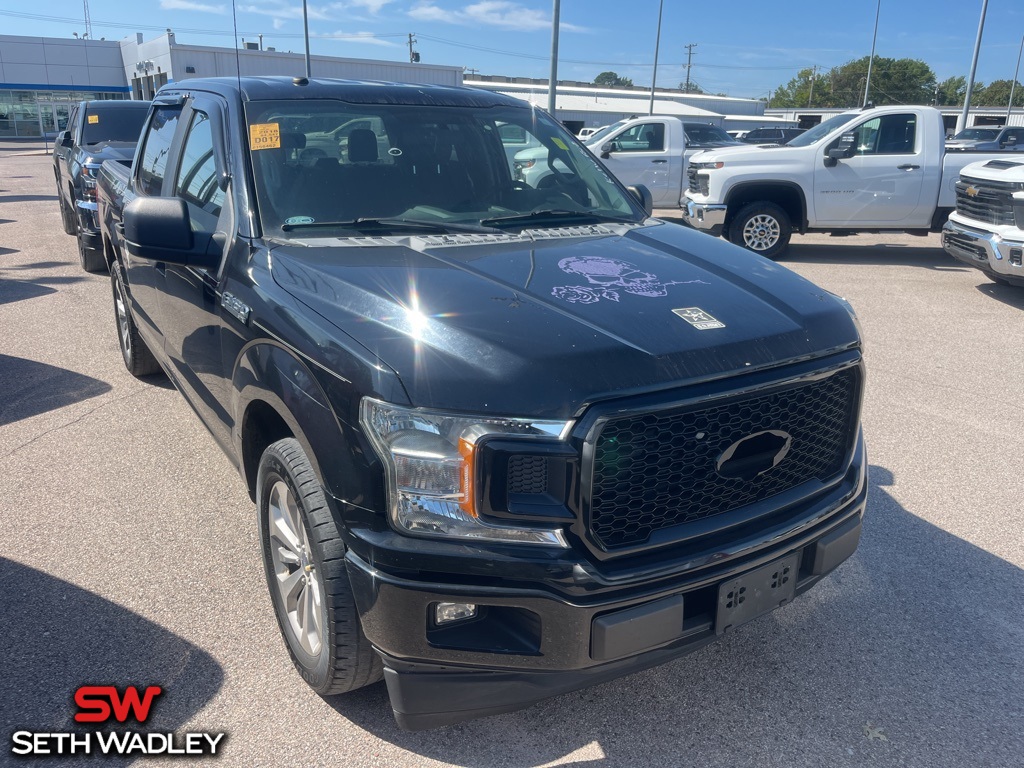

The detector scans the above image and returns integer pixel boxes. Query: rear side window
[81,106,148,145]
[137,106,182,196]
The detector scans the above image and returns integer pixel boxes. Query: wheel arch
[724,182,807,235]
[233,341,371,506]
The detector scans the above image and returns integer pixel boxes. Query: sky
[2,1,1024,100]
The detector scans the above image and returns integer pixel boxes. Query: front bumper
[345,436,868,730]
[942,217,1024,286]
[680,199,727,237]
[75,199,102,250]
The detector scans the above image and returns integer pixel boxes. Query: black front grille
[686,167,709,195]
[943,231,986,262]
[955,177,1017,226]
[588,368,860,551]
[507,455,549,494]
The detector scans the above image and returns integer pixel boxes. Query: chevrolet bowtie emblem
[965,185,980,198]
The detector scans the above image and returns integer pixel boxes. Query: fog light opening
[435,602,478,626]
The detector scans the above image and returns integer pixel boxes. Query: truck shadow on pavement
[975,281,1024,310]
[0,275,86,306]
[0,558,224,759]
[782,242,967,271]
[0,355,112,426]
[325,465,1023,768]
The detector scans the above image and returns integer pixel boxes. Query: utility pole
[408,33,420,63]
[1006,33,1024,125]
[808,65,817,107]
[958,0,988,133]
[683,43,697,93]
[548,0,560,116]
[648,0,664,116]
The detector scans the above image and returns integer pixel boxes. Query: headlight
[360,398,571,546]
[690,161,725,170]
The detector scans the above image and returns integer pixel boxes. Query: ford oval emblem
[715,430,792,481]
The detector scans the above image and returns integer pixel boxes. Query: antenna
[83,0,92,39]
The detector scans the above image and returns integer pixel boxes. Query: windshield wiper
[280,217,499,234]
[480,210,636,228]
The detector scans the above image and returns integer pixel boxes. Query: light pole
[958,0,989,134]
[548,0,560,116]
[648,0,664,116]
[862,0,881,107]
[1007,34,1024,125]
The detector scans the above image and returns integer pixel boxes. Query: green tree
[973,79,1024,108]
[771,56,936,108]
[935,76,967,106]
[594,71,633,88]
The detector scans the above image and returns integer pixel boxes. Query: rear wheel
[728,202,792,259]
[110,262,161,377]
[257,438,383,695]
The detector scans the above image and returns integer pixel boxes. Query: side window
[137,106,182,196]
[174,111,225,220]
[850,114,916,155]
[66,106,80,141]
[612,123,665,152]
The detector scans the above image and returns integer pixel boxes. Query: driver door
[598,121,679,206]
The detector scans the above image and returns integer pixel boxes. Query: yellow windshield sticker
[249,122,281,151]
[87,114,99,124]
[551,137,569,150]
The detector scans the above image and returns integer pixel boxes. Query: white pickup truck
[510,117,741,208]
[942,157,1024,287]
[681,105,1020,258]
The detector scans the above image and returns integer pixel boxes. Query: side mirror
[824,131,857,167]
[600,141,615,159]
[1004,135,1018,147]
[627,184,653,217]
[123,197,219,269]
[60,132,74,148]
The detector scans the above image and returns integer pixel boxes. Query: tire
[77,232,107,273]
[110,262,161,377]
[728,201,792,259]
[57,181,77,235]
[257,438,383,695]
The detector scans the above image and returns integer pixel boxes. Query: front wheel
[257,438,383,695]
[728,202,792,259]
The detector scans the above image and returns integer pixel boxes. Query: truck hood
[691,144,806,165]
[80,141,137,164]
[269,222,858,417]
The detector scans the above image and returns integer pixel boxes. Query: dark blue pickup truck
[97,76,867,730]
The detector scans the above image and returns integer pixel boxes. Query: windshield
[683,124,738,145]
[785,113,859,147]
[81,105,149,145]
[950,128,1000,141]
[247,100,643,238]
[585,121,627,146]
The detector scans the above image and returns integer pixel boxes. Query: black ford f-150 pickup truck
[96,76,867,730]
[53,99,151,272]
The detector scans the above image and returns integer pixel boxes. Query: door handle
[651,159,668,164]
[897,164,920,170]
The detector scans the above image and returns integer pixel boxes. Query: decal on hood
[551,256,708,304]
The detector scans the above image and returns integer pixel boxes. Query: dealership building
[0,32,462,137]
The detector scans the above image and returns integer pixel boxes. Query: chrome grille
[955,176,1017,226]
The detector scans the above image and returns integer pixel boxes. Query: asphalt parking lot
[2,141,1023,768]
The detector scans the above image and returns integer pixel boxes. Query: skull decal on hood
[551,256,708,304]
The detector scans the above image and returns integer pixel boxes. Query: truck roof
[154,75,525,109]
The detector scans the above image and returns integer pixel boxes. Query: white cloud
[409,1,583,32]
[272,17,286,29]
[160,0,226,13]
[239,2,333,22]
[323,30,400,47]
[345,0,393,12]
